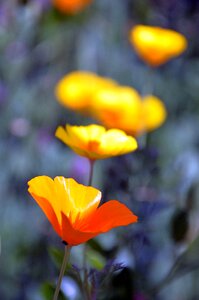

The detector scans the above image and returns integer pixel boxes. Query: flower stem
[53,245,71,300]
[88,159,95,186]
[81,159,96,300]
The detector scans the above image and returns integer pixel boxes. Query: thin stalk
[142,65,155,96]
[53,245,71,300]
[88,159,95,186]
[81,159,96,300]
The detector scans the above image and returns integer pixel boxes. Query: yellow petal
[99,129,138,156]
[59,178,101,225]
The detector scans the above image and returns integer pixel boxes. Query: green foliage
[41,282,67,300]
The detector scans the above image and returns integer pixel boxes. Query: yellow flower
[130,25,187,66]
[52,0,92,14]
[55,71,117,113]
[55,124,138,160]
[28,176,138,246]
[92,86,143,135]
[92,85,167,136]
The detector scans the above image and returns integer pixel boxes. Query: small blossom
[130,25,187,66]
[52,0,93,14]
[55,124,138,160]
[28,176,138,246]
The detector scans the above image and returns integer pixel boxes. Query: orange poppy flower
[55,71,117,113]
[55,124,138,160]
[52,0,92,14]
[130,25,187,66]
[28,176,138,246]
[92,86,167,136]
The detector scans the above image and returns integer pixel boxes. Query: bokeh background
[1,0,199,299]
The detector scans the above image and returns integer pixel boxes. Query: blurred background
[1,0,199,299]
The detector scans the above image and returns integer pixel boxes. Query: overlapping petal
[130,25,187,66]
[55,124,138,160]
[28,176,138,246]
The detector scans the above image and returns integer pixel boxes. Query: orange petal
[28,176,64,223]
[28,193,61,237]
[82,200,138,233]
[61,212,97,246]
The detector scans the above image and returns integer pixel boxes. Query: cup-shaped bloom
[55,71,117,114]
[92,86,167,136]
[52,0,92,14]
[28,176,138,246]
[55,124,138,160]
[130,25,187,66]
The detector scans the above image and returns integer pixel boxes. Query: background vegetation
[1,0,199,299]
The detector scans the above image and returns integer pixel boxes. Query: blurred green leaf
[48,246,64,269]
[87,248,106,270]
[41,282,67,300]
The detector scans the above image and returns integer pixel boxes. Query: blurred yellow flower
[55,71,117,113]
[55,124,138,160]
[130,25,187,66]
[92,86,143,135]
[142,95,167,132]
[52,0,92,14]
[92,86,167,136]
[28,176,138,246]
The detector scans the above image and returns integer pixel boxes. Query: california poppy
[92,85,167,136]
[28,176,138,246]
[52,0,92,14]
[55,71,117,114]
[130,25,187,66]
[55,124,138,160]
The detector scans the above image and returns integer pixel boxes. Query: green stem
[88,159,95,186]
[142,65,155,96]
[53,245,71,300]
[80,159,96,300]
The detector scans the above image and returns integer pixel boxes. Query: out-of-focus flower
[52,0,92,14]
[55,124,138,160]
[92,86,143,135]
[28,176,138,245]
[129,25,187,66]
[55,71,117,114]
[142,95,167,132]
[92,86,167,136]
